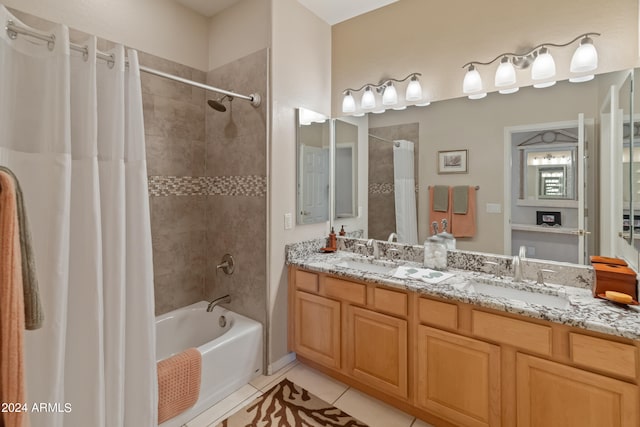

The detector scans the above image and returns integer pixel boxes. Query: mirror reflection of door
[299,145,329,224]
[508,116,588,264]
[334,119,359,219]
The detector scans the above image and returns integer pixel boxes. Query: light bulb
[570,37,598,73]
[382,82,398,105]
[463,65,483,94]
[361,86,376,109]
[495,56,517,91]
[531,47,556,88]
[569,74,594,83]
[405,75,422,101]
[342,91,356,113]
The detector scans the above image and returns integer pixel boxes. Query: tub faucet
[207,294,231,312]
[387,232,398,242]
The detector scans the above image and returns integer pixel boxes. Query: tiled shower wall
[203,49,268,327]
[368,123,419,241]
[144,49,268,321]
[141,52,208,315]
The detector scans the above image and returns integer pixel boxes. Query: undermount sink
[468,281,570,310]
[330,258,396,275]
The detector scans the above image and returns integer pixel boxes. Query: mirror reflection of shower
[207,95,234,112]
[368,125,419,244]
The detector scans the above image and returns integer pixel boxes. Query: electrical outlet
[486,203,502,213]
[284,213,292,230]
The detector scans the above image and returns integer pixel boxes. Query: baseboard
[267,352,297,375]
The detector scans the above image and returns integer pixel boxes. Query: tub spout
[207,294,231,312]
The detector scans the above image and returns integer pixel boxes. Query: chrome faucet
[387,232,398,242]
[367,239,380,259]
[512,255,524,282]
[206,294,231,312]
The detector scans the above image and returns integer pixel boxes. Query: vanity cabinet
[293,291,341,369]
[516,353,639,427]
[288,266,640,427]
[346,305,408,398]
[416,325,501,427]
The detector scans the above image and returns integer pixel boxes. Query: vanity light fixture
[341,72,426,114]
[462,32,600,99]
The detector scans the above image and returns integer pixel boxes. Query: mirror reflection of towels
[452,186,477,237]
[453,185,468,214]
[433,185,449,212]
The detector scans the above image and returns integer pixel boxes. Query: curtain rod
[5,20,261,107]
[368,134,401,146]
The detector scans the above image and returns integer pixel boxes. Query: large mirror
[335,69,639,263]
[296,108,330,225]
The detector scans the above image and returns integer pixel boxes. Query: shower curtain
[0,7,157,427]
[393,140,418,244]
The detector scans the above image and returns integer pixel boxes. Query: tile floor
[184,359,434,427]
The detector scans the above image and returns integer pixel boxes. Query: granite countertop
[289,250,640,341]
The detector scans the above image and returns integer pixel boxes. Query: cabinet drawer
[324,277,366,305]
[472,310,551,356]
[373,287,408,317]
[295,270,318,293]
[418,298,458,330]
[569,333,638,380]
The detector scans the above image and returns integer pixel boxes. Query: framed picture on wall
[438,149,468,174]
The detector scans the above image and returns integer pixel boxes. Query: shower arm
[4,20,262,108]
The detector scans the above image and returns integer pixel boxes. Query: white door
[299,144,329,224]
[505,115,589,264]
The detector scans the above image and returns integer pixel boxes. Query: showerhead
[207,95,233,112]
[207,99,226,112]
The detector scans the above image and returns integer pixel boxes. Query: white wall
[208,0,269,70]
[2,0,210,71]
[269,0,331,369]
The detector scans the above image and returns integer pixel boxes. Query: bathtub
[156,301,263,427]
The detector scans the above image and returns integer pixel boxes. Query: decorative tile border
[148,175,267,197]
[369,183,395,195]
[369,183,419,195]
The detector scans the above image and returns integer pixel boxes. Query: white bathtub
[156,301,263,427]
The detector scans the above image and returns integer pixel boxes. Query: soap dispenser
[339,225,346,236]
[328,227,337,250]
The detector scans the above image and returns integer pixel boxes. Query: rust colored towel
[451,186,477,238]
[157,348,202,424]
[429,186,451,234]
[0,171,28,427]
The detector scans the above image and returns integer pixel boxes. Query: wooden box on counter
[591,261,638,300]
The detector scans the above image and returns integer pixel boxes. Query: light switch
[284,213,292,230]
[486,203,502,213]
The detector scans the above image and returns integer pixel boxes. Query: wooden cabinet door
[294,291,341,369]
[346,306,408,398]
[516,353,639,427]
[416,325,501,427]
